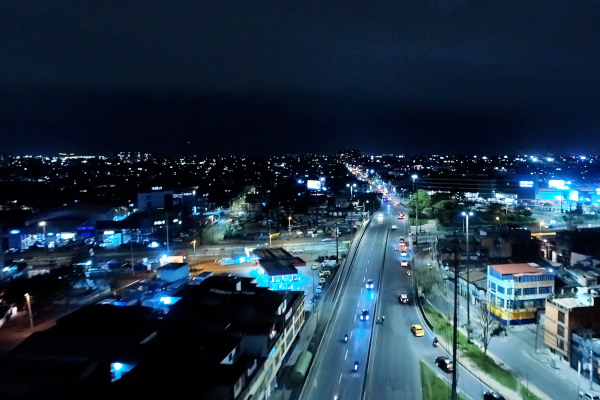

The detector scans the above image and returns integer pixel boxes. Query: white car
[291,248,304,253]
[366,279,374,289]
[400,250,408,256]
[400,260,409,267]
[580,393,600,400]
[391,225,397,230]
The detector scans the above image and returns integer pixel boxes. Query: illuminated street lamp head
[461,211,473,217]
[39,221,46,227]
[411,175,417,180]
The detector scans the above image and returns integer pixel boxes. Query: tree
[413,264,443,299]
[432,199,459,226]
[408,189,431,214]
[476,300,505,354]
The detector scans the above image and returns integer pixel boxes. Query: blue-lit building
[487,263,554,325]
[0,275,306,400]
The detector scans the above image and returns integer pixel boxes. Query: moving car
[311,263,320,270]
[360,309,370,321]
[391,225,397,230]
[399,236,405,242]
[400,250,408,256]
[411,325,424,337]
[291,248,304,253]
[483,391,506,400]
[398,294,409,303]
[435,356,454,373]
[366,279,374,289]
[399,213,405,219]
[400,260,409,267]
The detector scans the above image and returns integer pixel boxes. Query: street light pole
[39,221,46,251]
[25,293,33,329]
[412,175,418,245]
[191,240,196,254]
[461,211,473,340]
[288,216,292,240]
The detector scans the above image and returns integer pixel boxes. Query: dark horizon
[1,2,599,157]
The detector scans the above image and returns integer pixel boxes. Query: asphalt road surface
[302,200,492,400]
[301,208,391,400]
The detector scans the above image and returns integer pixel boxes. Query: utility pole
[335,222,339,262]
[165,210,170,253]
[451,232,459,400]
[130,232,134,276]
[590,349,594,390]
[534,313,540,352]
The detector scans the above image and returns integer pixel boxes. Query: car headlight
[366,316,369,320]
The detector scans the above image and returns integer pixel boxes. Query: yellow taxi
[411,324,425,337]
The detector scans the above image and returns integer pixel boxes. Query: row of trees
[413,263,505,354]
[406,190,535,227]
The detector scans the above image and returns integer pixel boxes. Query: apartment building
[487,263,554,325]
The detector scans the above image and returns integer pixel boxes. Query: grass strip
[420,361,467,400]
[423,303,518,390]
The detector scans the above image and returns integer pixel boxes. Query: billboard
[307,180,322,191]
[569,190,579,201]
[548,180,565,189]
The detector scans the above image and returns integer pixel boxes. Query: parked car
[315,284,323,293]
[291,248,304,253]
[398,294,409,303]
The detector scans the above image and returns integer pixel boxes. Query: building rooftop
[254,248,306,277]
[156,262,188,271]
[490,263,545,275]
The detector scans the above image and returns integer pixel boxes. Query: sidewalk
[423,254,592,399]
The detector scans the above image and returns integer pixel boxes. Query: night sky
[1,1,599,156]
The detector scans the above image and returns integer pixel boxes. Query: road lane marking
[360,288,363,293]
[339,373,343,384]
[363,277,365,281]
[345,350,348,360]
[357,301,360,307]
[354,315,356,322]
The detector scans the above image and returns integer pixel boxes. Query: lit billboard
[548,180,565,189]
[307,180,322,191]
[569,190,579,201]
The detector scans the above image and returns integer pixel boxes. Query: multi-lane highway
[302,199,492,400]
[301,206,392,400]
